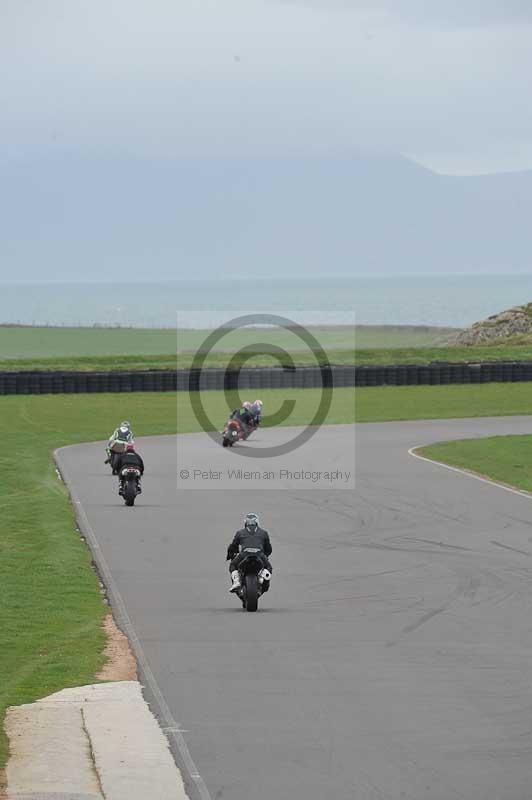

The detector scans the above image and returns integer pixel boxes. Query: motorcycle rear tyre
[244,573,259,612]
[124,480,137,507]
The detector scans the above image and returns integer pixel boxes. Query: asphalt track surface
[59,417,532,800]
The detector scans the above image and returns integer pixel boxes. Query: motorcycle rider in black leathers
[227,513,272,592]
[115,443,145,496]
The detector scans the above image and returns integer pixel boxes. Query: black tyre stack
[2,362,532,395]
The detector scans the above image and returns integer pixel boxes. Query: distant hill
[2,153,532,280]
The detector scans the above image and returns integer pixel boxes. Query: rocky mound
[457,303,532,345]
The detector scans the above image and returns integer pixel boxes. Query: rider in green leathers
[105,421,134,473]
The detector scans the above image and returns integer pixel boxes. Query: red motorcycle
[222,418,253,447]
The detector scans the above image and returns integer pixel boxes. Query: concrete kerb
[54,444,212,800]
[5,681,186,800]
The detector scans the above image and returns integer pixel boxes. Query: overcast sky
[2,0,532,173]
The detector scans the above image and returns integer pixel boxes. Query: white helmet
[242,401,252,410]
[244,512,260,530]
[253,400,263,409]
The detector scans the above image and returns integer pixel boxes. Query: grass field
[0,324,454,360]
[3,381,532,767]
[5,327,532,372]
[418,435,532,493]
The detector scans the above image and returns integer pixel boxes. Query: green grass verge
[6,343,532,373]
[7,324,532,373]
[0,325,454,360]
[3,381,532,765]
[418,435,532,493]
[351,383,532,423]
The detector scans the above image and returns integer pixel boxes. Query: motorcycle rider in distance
[227,513,272,593]
[115,442,145,496]
[105,420,134,472]
[250,399,263,427]
[230,402,255,437]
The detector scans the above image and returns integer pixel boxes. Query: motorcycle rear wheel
[243,573,259,612]
[124,480,137,506]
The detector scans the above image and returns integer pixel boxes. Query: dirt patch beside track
[97,614,137,682]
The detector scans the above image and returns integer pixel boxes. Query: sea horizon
[1,273,531,329]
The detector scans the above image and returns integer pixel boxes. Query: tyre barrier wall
[3,362,532,395]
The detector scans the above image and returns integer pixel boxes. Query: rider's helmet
[244,512,260,531]
[121,420,131,429]
[253,399,263,409]
[126,442,135,452]
[242,401,252,411]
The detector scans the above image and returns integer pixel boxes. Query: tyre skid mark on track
[386,606,447,647]
[357,541,466,556]
[399,537,472,552]
[310,562,428,592]
[360,482,472,527]
[400,606,447,635]
[302,592,393,607]
[491,540,532,557]
[404,445,532,629]
[387,562,484,646]
[476,567,522,608]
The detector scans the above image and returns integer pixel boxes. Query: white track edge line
[408,445,532,502]
[54,448,212,800]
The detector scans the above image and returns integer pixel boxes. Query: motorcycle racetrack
[57,417,532,800]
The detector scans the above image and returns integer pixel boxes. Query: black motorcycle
[119,466,142,506]
[234,550,271,612]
